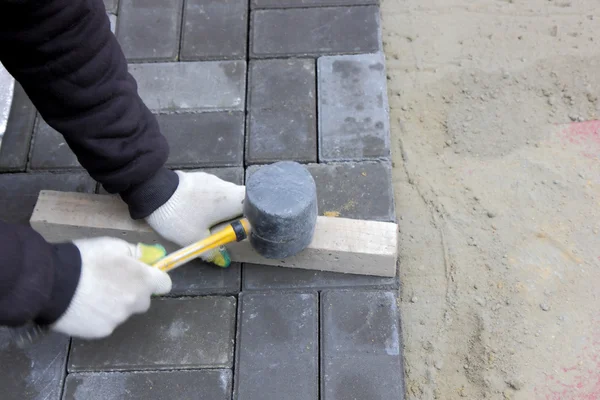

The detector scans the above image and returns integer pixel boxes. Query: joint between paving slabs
[317,290,322,400]
[242,0,252,168]
[59,337,73,400]
[250,1,379,11]
[177,0,188,62]
[231,288,244,400]
[230,292,240,400]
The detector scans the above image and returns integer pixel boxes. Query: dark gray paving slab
[64,370,232,400]
[317,52,391,161]
[321,290,403,400]
[0,328,69,400]
[243,264,396,290]
[250,6,381,58]
[97,167,243,193]
[129,61,246,113]
[252,0,377,7]
[157,112,244,168]
[309,161,395,221]
[69,297,236,371]
[0,82,36,172]
[30,117,80,170]
[0,172,96,224]
[181,0,248,61]
[234,292,318,400]
[168,262,241,296]
[246,59,316,164]
[247,161,395,222]
[104,0,118,14]
[116,0,183,62]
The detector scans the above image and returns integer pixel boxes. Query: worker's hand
[145,170,245,267]
[51,237,172,339]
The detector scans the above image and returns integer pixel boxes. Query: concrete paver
[69,297,236,371]
[246,59,316,164]
[157,112,244,168]
[169,262,241,296]
[251,0,378,8]
[0,328,69,400]
[321,291,403,399]
[250,6,381,58]
[247,161,395,222]
[318,52,390,161]
[243,263,396,290]
[30,117,80,170]
[129,61,246,113]
[181,0,248,61]
[308,161,395,221]
[0,82,36,172]
[64,370,232,400]
[97,167,243,194]
[234,292,318,400]
[116,0,183,62]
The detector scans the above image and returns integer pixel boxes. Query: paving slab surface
[0,0,403,398]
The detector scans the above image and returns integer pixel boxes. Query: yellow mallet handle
[152,218,251,273]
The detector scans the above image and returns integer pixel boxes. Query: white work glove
[51,237,172,339]
[146,170,245,266]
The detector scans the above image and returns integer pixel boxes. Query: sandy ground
[380,1,600,399]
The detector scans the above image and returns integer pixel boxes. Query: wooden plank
[30,190,398,277]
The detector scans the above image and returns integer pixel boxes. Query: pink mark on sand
[558,120,600,159]
[534,314,600,399]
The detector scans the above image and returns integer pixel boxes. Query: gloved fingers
[187,228,232,268]
[143,265,173,295]
[130,294,152,314]
[178,170,246,226]
[206,182,246,227]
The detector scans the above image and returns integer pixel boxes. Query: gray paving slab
[104,0,118,14]
[0,172,96,224]
[234,292,318,400]
[181,0,248,61]
[168,262,241,296]
[157,112,244,168]
[129,61,246,113]
[243,264,396,290]
[318,52,391,161]
[30,117,80,170]
[321,290,403,400]
[247,161,395,222]
[69,297,236,372]
[246,59,316,164]
[250,6,381,58]
[116,0,183,62]
[0,82,36,172]
[252,0,377,7]
[0,328,69,400]
[309,161,395,221]
[97,167,243,194]
[63,370,232,400]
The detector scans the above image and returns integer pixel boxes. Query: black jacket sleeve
[0,221,81,327]
[0,0,180,327]
[0,0,179,219]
